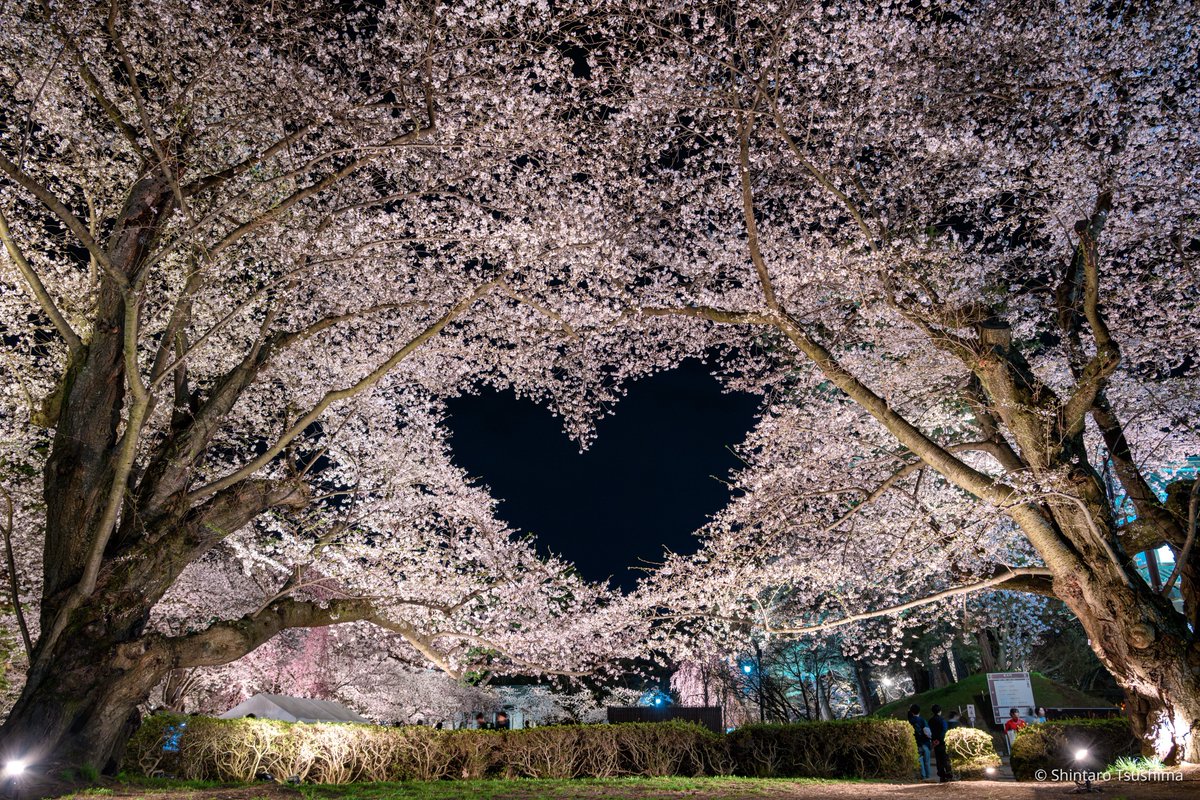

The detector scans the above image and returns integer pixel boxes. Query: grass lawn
[53,776,856,800]
[302,776,849,799]
[874,672,1111,720]
[48,773,1200,800]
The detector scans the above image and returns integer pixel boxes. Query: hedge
[126,716,728,782]
[944,727,1000,780]
[1010,718,1139,781]
[126,715,913,783]
[727,720,916,779]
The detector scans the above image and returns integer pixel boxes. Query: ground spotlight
[3,759,27,778]
[1069,747,1100,794]
[984,766,996,776]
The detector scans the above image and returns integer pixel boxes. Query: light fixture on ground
[2,759,26,778]
[1069,746,1101,794]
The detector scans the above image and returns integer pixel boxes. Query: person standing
[907,703,933,780]
[929,704,953,782]
[1032,707,1047,724]
[474,712,490,730]
[1004,707,1027,753]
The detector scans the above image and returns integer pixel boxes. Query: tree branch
[0,488,33,659]
[736,107,778,311]
[0,207,84,355]
[762,568,1056,636]
[0,153,120,285]
[187,281,497,502]
[640,303,1078,571]
[160,597,379,669]
[207,122,435,259]
[1162,478,1199,596]
[181,122,318,197]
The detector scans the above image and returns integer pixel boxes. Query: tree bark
[1,625,168,772]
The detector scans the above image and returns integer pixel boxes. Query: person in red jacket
[1004,707,1027,734]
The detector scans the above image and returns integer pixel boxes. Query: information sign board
[987,671,1036,724]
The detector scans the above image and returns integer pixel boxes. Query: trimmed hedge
[944,727,1000,780]
[727,720,916,779]
[127,716,728,782]
[1010,718,1139,781]
[126,715,913,783]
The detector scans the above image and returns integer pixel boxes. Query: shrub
[126,714,911,783]
[126,713,188,777]
[727,719,916,779]
[944,727,1001,780]
[1101,755,1166,779]
[1010,718,1139,781]
[126,716,726,783]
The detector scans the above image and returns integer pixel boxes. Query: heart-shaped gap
[447,360,760,591]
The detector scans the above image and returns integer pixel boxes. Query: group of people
[473,711,511,730]
[909,704,1051,781]
[906,704,961,782]
[1003,706,1047,751]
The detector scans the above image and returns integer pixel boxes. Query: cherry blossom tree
[583,0,1200,760]
[164,625,500,726]
[0,0,647,771]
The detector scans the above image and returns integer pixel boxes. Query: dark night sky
[445,360,761,591]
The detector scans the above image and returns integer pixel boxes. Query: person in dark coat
[929,704,953,782]
[907,703,932,779]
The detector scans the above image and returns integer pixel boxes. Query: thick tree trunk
[0,633,166,773]
[1050,504,1200,763]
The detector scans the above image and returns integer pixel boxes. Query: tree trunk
[0,632,166,774]
[816,671,834,720]
[1047,501,1200,763]
[976,629,998,674]
[852,659,879,714]
[933,654,954,688]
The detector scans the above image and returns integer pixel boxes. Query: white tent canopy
[219,693,371,724]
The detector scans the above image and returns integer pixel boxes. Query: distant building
[219,693,371,724]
